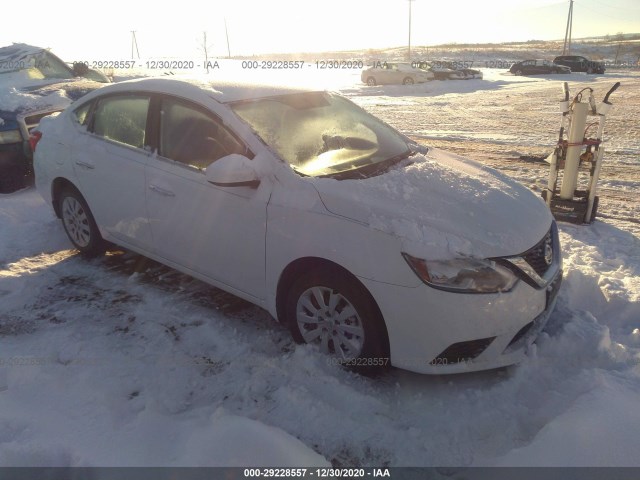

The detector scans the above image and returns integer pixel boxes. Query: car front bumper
[361,267,562,374]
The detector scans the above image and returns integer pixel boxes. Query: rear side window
[92,95,149,149]
[73,101,92,126]
[159,98,248,170]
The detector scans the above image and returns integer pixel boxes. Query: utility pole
[562,0,573,55]
[131,31,140,59]
[224,18,231,58]
[408,0,415,61]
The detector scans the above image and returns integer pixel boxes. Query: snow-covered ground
[1,67,639,467]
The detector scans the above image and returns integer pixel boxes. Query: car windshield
[0,49,73,81]
[230,92,410,177]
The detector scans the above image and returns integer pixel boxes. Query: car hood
[309,148,552,260]
[0,77,103,117]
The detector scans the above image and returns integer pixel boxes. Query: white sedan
[33,77,562,374]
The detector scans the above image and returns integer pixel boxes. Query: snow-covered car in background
[33,77,562,375]
[361,62,434,86]
[509,59,571,76]
[0,43,109,192]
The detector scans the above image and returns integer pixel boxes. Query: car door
[388,64,404,83]
[71,93,154,249]
[536,61,550,74]
[516,61,528,74]
[144,96,269,300]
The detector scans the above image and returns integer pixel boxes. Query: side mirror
[205,154,260,188]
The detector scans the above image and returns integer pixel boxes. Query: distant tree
[199,32,215,73]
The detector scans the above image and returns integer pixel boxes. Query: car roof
[96,76,317,104]
[0,43,47,62]
[0,43,56,73]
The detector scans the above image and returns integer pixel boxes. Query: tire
[285,265,388,370]
[514,69,523,76]
[403,77,414,85]
[587,67,593,74]
[366,77,376,86]
[59,188,105,257]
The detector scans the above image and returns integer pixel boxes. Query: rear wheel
[285,266,388,370]
[59,188,105,257]
[366,77,376,86]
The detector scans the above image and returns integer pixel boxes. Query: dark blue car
[0,44,109,192]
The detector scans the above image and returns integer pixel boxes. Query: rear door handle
[148,184,175,197]
[75,161,95,170]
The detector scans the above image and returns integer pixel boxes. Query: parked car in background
[441,62,483,80]
[509,59,571,76]
[553,55,605,74]
[0,43,109,192]
[412,61,465,80]
[361,62,434,85]
[34,77,562,375]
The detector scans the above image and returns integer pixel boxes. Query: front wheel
[366,77,376,86]
[59,188,105,257]
[285,266,388,369]
[514,69,523,76]
[403,77,415,85]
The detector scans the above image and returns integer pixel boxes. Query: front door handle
[148,184,175,197]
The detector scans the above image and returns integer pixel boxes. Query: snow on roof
[106,76,316,104]
[0,43,47,66]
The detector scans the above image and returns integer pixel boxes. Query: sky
[2,0,639,60]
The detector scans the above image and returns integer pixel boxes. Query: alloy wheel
[296,286,365,360]
[62,196,91,247]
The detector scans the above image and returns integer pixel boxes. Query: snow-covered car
[509,59,571,76]
[0,43,109,192]
[361,62,434,86]
[33,77,562,375]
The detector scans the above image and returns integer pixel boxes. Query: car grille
[498,222,561,289]
[521,230,553,277]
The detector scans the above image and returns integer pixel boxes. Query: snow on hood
[310,148,552,259]
[0,78,102,115]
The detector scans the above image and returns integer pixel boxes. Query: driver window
[159,98,247,170]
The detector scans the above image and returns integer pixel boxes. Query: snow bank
[493,378,640,466]
[181,409,330,466]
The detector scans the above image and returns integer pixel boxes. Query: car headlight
[402,253,519,293]
[0,129,22,144]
